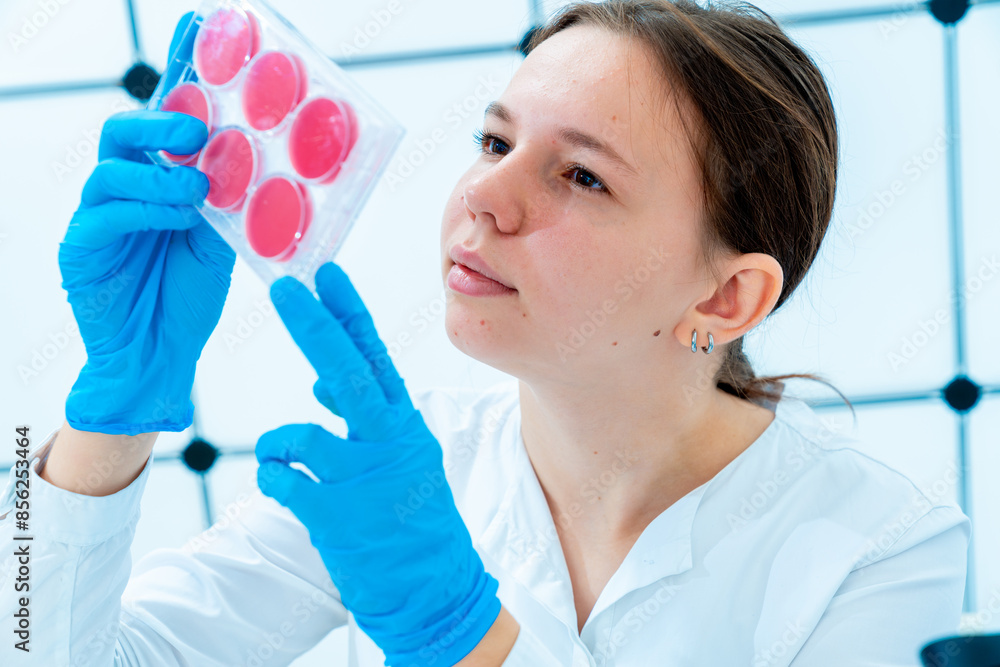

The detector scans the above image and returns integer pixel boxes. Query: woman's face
[440,24,710,384]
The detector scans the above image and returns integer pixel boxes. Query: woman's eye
[487,137,511,155]
[568,166,607,193]
[472,128,609,196]
[473,129,510,155]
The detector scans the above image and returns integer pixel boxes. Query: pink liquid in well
[159,83,212,164]
[193,7,261,87]
[288,97,359,183]
[245,176,312,261]
[242,51,306,131]
[198,129,258,211]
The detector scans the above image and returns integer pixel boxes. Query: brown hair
[526,0,852,412]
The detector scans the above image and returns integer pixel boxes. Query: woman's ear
[686,253,784,346]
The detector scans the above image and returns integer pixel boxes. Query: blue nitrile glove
[60,14,235,435]
[255,262,502,666]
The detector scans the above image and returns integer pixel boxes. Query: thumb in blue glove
[255,262,501,666]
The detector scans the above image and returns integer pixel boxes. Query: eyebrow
[484,101,638,177]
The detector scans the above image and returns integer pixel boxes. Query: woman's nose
[462,154,532,235]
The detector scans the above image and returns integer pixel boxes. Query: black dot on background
[183,438,219,473]
[122,62,160,102]
[943,375,981,413]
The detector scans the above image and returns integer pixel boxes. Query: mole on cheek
[653,330,661,336]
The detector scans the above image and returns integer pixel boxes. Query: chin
[445,305,509,364]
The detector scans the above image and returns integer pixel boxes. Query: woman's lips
[447,262,518,297]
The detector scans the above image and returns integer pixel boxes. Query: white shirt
[0,379,971,666]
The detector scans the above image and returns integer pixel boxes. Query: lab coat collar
[475,400,723,634]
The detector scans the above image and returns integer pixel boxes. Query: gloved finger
[168,11,198,65]
[161,11,200,93]
[313,379,341,417]
[255,424,375,485]
[270,276,395,442]
[256,458,325,517]
[99,110,209,162]
[64,200,205,251]
[314,262,413,410]
[81,158,209,207]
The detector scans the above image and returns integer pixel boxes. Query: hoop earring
[690,329,714,354]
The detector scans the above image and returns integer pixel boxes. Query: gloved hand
[255,262,502,666]
[60,13,236,435]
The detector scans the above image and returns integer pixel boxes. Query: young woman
[0,1,969,665]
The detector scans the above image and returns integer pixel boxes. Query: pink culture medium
[288,97,359,183]
[193,6,261,87]
[159,82,212,164]
[241,50,307,131]
[245,176,312,261]
[198,128,259,211]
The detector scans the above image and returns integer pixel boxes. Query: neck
[517,376,772,541]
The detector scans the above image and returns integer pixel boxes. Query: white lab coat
[0,379,970,666]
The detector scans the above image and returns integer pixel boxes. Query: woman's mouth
[447,262,518,297]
